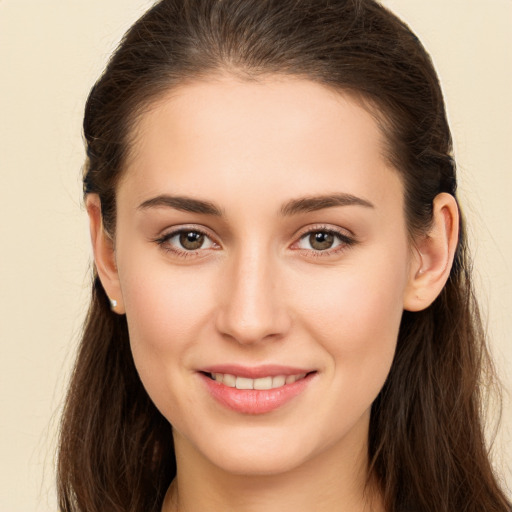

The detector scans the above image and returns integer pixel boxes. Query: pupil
[180,231,204,250]
[310,232,334,250]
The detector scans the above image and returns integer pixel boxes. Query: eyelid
[292,223,355,242]
[293,223,355,239]
[156,223,218,239]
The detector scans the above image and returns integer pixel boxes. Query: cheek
[116,248,217,379]
[117,261,220,426]
[299,264,405,336]
[294,252,408,390]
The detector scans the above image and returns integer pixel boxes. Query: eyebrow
[138,195,223,216]
[137,192,374,217]
[280,193,374,216]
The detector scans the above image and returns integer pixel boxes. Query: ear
[86,194,125,314]
[403,193,459,312]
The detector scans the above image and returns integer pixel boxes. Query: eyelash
[153,225,357,259]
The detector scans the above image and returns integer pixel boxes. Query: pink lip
[198,365,316,415]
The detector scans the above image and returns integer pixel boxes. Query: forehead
[120,75,401,212]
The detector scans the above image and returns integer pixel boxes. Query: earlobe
[86,194,125,314]
[403,193,459,312]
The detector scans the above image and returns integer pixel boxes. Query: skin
[88,75,459,512]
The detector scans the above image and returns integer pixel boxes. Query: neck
[162,425,384,512]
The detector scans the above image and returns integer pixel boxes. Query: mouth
[198,367,317,415]
[203,371,312,390]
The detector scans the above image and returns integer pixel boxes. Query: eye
[295,228,355,253]
[155,228,218,254]
[174,231,210,250]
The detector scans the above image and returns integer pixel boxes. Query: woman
[57,0,511,511]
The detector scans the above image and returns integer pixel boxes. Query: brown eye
[308,231,335,251]
[295,228,354,254]
[156,228,217,255]
[179,231,205,250]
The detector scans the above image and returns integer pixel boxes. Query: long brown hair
[58,1,511,510]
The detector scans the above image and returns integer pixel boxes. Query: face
[112,76,413,476]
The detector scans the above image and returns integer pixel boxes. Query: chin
[210,448,310,477]
[190,425,334,477]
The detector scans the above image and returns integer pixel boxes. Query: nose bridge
[215,241,289,344]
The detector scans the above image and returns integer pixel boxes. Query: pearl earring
[110,298,118,309]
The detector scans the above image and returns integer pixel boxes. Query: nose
[214,246,291,345]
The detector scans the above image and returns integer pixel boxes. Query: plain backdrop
[0,0,510,510]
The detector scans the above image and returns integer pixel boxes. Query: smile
[199,367,316,415]
[209,372,308,390]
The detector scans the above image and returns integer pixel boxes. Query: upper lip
[199,364,315,379]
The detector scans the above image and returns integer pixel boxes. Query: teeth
[235,377,253,390]
[254,376,272,390]
[286,373,306,384]
[272,375,286,388]
[223,374,236,387]
[210,373,307,390]
[285,375,297,384]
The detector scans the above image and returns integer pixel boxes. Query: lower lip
[200,373,314,415]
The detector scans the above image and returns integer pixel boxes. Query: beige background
[0,0,510,510]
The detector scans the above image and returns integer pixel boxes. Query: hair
[58,0,511,511]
